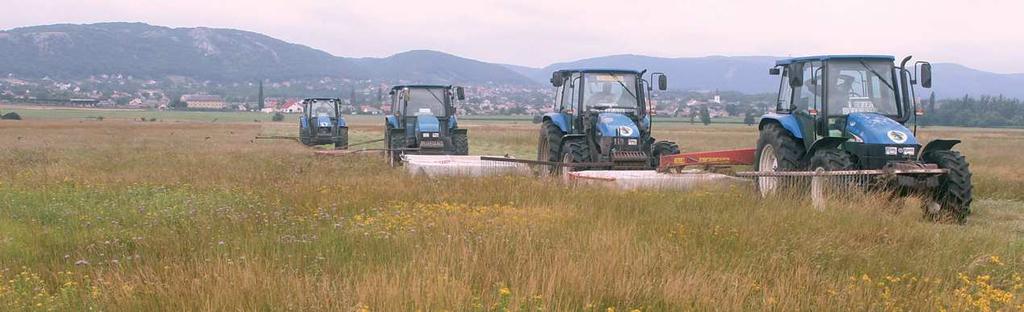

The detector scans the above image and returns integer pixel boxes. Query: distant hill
[0,23,533,85]
[507,55,1024,98]
[2,22,1022,97]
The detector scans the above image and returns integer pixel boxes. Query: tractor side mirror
[550,72,563,87]
[769,68,781,75]
[455,86,465,100]
[920,63,932,88]
[657,75,668,91]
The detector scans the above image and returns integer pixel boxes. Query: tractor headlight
[885,146,899,156]
[901,147,916,156]
[627,139,638,146]
[422,133,430,138]
[432,133,440,138]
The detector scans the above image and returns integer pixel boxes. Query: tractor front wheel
[923,150,973,223]
[560,139,592,175]
[299,129,312,146]
[452,132,469,155]
[808,149,856,209]
[650,141,681,168]
[753,123,805,197]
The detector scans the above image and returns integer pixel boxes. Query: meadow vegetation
[0,111,1023,311]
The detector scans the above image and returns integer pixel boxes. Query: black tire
[537,120,563,174]
[560,138,592,173]
[808,149,854,171]
[808,149,856,208]
[452,132,469,155]
[923,150,973,223]
[299,130,312,146]
[334,128,349,150]
[650,140,681,168]
[387,131,405,167]
[753,123,805,196]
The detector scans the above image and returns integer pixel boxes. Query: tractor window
[777,67,793,111]
[794,62,823,112]
[560,74,579,112]
[310,100,335,117]
[582,73,639,112]
[826,60,898,116]
[404,88,448,116]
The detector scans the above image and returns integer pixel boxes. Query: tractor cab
[536,69,678,171]
[298,98,347,148]
[755,55,973,223]
[762,55,934,167]
[384,85,469,164]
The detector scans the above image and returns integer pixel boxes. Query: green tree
[700,105,711,126]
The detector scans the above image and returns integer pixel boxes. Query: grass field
[1,109,1023,311]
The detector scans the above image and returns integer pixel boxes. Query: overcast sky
[3,0,1023,73]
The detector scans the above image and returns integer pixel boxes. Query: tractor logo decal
[887,130,908,143]
[617,126,634,136]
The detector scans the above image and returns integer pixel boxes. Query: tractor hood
[845,113,918,145]
[595,113,640,138]
[315,115,333,128]
[415,114,441,133]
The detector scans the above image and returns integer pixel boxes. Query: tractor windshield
[310,100,336,117]
[826,60,899,117]
[582,73,639,112]
[404,88,447,117]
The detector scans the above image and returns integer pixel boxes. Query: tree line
[923,95,1024,128]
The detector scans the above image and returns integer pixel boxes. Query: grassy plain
[1,108,1023,311]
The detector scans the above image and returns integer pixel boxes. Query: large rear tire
[452,132,469,155]
[753,123,805,197]
[537,120,563,174]
[299,128,312,146]
[334,128,349,150]
[650,140,681,168]
[923,150,973,223]
[387,131,405,167]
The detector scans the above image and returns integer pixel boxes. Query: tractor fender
[336,117,347,127]
[299,116,309,129]
[543,112,572,133]
[451,128,468,136]
[920,139,961,158]
[560,133,586,143]
[385,115,400,129]
[448,115,458,129]
[806,137,850,160]
[758,113,803,139]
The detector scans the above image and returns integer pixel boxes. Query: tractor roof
[553,68,642,75]
[302,98,340,102]
[775,55,895,66]
[390,84,451,91]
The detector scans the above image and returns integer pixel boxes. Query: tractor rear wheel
[650,141,681,168]
[560,138,592,174]
[923,150,973,223]
[334,128,349,150]
[299,129,312,146]
[753,123,805,197]
[808,149,856,209]
[452,132,469,155]
[537,120,563,174]
[388,132,405,167]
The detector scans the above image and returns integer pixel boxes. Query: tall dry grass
[0,117,1022,311]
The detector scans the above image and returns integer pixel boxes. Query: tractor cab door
[560,73,581,133]
[791,61,825,149]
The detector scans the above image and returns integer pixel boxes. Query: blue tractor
[384,85,468,165]
[754,55,973,222]
[298,98,348,149]
[536,69,679,173]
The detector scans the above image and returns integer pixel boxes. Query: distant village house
[181,94,225,110]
